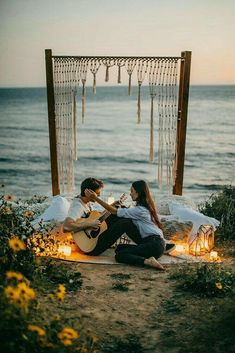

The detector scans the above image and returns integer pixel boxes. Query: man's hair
[80,178,104,196]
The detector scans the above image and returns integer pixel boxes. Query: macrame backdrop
[52,56,180,194]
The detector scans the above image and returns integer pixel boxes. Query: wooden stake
[45,49,60,196]
[173,51,192,195]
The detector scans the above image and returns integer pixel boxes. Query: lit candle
[107,196,115,204]
[210,251,218,261]
[196,244,201,256]
[175,245,184,252]
[58,245,72,257]
[204,238,209,250]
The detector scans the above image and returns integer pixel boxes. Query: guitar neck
[97,195,125,222]
[99,211,111,222]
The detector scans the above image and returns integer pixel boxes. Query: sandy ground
[40,250,235,353]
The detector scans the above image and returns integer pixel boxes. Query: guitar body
[73,210,108,253]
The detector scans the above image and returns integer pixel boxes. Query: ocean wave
[187,183,225,190]
[78,156,148,164]
[0,126,46,133]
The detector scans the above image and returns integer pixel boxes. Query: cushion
[156,195,197,215]
[168,202,220,240]
[38,196,71,222]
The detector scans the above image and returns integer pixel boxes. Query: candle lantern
[175,244,185,253]
[58,245,72,257]
[189,225,214,256]
[107,194,115,205]
[209,251,218,261]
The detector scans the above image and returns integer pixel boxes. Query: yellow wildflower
[17,282,36,300]
[24,211,33,218]
[15,297,28,310]
[215,282,223,290]
[6,271,24,282]
[61,338,73,346]
[58,284,66,294]
[6,194,14,201]
[28,324,46,337]
[4,285,20,301]
[56,284,66,301]
[58,327,79,346]
[8,236,26,252]
[56,291,65,302]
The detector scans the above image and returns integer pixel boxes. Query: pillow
[161,219,193,243]
[38,196,71,222]
[156,195,197,215]
[168,202,220,236]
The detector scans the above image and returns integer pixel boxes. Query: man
[63,177,140,256]
[63,177,104,236]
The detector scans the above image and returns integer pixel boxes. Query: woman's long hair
[132,180,162,230]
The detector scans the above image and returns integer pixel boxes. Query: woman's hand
[85,189,97,201]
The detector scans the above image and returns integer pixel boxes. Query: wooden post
[173,51,192,195]
[45,49,60,196]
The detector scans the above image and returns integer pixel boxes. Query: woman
[85,180,166,270]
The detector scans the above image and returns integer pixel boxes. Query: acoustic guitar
[73,193,127,253]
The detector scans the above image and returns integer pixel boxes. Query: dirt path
[40,257,235,353]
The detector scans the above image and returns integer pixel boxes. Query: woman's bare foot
[144,256,165,271]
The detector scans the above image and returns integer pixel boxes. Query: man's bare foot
[144,256,165,271]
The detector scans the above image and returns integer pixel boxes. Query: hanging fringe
[128,74,132,96]
[137,84,141,123]
[136,60,147,124]
[93,73,97,94]
[89,59,100,95]
[52,56,180,195]
[149,96,154,162]
[117,59,125,84]
[126,59,136,97]
[105,66,109,82]
[82,80,86,124]
[118,66,121,83]
[73,89,77,160]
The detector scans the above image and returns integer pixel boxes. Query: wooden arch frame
[45,49,191,196]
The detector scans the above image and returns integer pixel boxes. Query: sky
[0,0,235,87]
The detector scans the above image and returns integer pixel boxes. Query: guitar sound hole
[90,229,100,238]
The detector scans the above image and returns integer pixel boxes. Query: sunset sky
[0,0,234,87]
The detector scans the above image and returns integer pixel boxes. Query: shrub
[0,261,96,353]
[170,263,235,297]
[198,185,235,241]
[101,333,143,353]
[0,194,96,352]
[42,260,83,292]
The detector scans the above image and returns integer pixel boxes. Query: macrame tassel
[128,74,132,96]
[105,66,109,82]
[73,89,77,160]
[137,83,141,124]
[93,73,96,94]
[149,96,154,162]
[118,66,121,83]
[82,80,86,124]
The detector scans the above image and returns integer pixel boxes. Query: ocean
[0,85,234,205]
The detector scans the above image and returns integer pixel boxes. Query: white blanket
[168,201,220,241]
